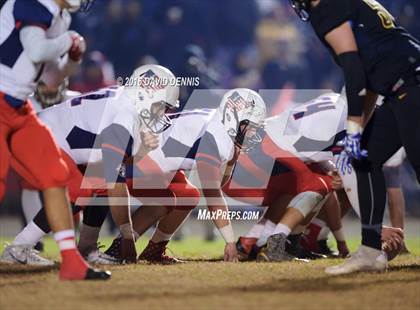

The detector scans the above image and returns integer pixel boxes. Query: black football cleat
[84,267,111,280]
[286,234,327,260]
[317,239,339,258]
[104,237,123,260]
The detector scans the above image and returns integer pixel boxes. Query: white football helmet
[125,64,180,134]
[219,88,266,152]
[65,0,95,12]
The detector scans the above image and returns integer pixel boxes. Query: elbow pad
[338,52,367,117]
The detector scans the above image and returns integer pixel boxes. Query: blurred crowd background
[68,0,420,103]
[1,0,420,220]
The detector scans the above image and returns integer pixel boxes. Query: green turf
[1,236,419,259]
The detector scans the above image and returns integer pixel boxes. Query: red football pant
[0,95,69,201]
[128,165,200,211]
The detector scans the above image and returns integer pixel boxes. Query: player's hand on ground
[224,242,238,262]
[68,31,86,62]
[120,238,137,264]
[381,226,404,251]
[336,240,350,258]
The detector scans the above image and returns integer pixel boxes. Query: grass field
[1,237,419,310]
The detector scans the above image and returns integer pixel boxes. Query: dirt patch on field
[1,255,419,310]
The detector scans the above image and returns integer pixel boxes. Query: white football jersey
[38,86,142,165]
[146,108,235,174]
[265,93,347,163]
[0,0,71,100]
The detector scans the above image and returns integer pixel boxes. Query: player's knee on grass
[288,191,324,217]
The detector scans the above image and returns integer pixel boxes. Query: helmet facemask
[289,0,311,21]
[140,101,173,134]
[232,120,263,153]
[34,80,67,109]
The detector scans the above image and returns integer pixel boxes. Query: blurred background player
[0,0,109,280]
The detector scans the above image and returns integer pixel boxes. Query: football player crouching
[0,64,179,266]
[101,88,267,263]
[225,92,346,262]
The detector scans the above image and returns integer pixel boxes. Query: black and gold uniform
[292,0,420,250]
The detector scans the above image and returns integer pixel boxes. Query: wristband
[219,224,235,243]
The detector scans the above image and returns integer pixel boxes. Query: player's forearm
[20,27,72,63]
[204,189,235,243]
[339,52,367,119]
[361,91,379,127]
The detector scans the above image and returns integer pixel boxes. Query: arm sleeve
[100,124,134,184]
[339,52,367,117]
[310,0,352,38]
[20,26,72,63]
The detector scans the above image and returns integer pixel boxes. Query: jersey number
[67,88,117,149]
[291,100,340,152]
[362,0,395,29]
[70,89,117,106]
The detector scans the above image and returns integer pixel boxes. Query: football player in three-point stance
[226,92,345,261]
[230,92,405,262]
[102,88,267,263]
[0,64,180,265]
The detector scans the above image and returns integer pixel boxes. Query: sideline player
[289,0,420,274]
[101,88,267,263]
[0,64,180,265]
[0,0,110,280]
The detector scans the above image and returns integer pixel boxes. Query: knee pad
[287,191,324,218]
